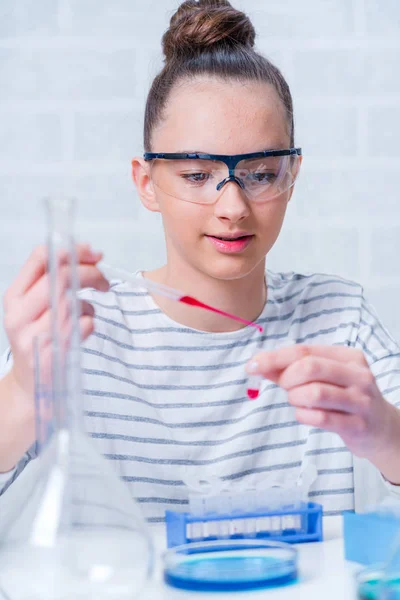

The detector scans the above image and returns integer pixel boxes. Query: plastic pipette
[98,262,263,333]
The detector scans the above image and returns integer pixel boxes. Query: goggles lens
[149,154,300,204]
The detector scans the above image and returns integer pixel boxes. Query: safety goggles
[142,148,302,205]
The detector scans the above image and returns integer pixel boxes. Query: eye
[181,172,210,183]
[247,172,276,184]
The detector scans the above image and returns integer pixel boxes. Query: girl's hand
[3,244,109,400]
[246,345,400,482]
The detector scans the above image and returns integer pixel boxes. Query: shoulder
[78,279,157,317]
[78,279,160,347]
[266,269,365,345]
[266,268,363,301]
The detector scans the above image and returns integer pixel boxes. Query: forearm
[367,403,400,486]
[0,371,36,473]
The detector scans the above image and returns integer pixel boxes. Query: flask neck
[46,198,85,434]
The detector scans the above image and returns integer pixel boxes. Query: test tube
[270,515,282,535]
[247,337,297,400]
[189,494,207,517]
[281,489,300,534]
[243,517,257,538]
[231,518,245,536]
[291,488,303,532]
[189,521,204,541]
[269,488,283,535]
[256,516,272,535]
[219,489,232,516]
[247,374,263,400]
[205,494,220,515]
[202,520,209,539]
[217,519,231,539]
[206,520,219,538]
[231,487,247,513]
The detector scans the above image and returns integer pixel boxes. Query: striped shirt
[1,269,400,522]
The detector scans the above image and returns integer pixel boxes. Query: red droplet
[180,295,199,307]
[247,388,259,400]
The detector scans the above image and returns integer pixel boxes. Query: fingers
[248,345,377,416]
[80,300,95,318]
[27,299,94,339]
[4,244,102,308]
[6,264,107,332]
[4,245,48,306]
[3,242,102,399]
[278,355,368,391]
[294,406,366,435]
[248,344,368,380]
[29,311,95,388]
[288,382,362,414]
[12,299,94,357]
[80,314,95,340]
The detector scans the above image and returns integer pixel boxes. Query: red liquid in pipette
[180,295,263,333]
[247,388,259,400]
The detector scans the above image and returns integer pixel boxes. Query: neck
[145,258,267,333]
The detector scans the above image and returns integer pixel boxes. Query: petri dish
[163,538,298,592]
[356,565,400,600]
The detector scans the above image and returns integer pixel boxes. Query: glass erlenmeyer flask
[379,522,400,600]
[0,197,154,600]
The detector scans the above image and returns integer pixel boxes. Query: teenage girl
[1,0,399,522]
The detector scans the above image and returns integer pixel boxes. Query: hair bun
[162,0,256,62]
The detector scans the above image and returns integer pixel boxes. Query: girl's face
[134,78,297,282]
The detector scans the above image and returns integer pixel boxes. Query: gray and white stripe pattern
[1,269,400,522]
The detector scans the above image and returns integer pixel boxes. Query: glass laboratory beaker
[379,526,400,600]
[355,507,400,600]
[355,565,400,600]
[0,198,154,600]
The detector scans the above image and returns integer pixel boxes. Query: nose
[213,179,250,223]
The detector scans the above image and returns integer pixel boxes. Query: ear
[131,157,160,213]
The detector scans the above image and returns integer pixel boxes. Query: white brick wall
[1,0,399,351]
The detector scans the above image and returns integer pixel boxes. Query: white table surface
[145,516,360,599]
[0,462,360,599]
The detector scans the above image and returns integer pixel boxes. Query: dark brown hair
[144,0,294,151]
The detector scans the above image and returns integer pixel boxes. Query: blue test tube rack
[165,501,323,548]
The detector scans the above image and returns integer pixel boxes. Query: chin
[197,255,264,282]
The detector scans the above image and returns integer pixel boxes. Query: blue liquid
[165,554,297,592]
[358,577,400,600]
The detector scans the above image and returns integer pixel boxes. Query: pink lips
[206,235,254,254]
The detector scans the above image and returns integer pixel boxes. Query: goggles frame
[142,147,302,199]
